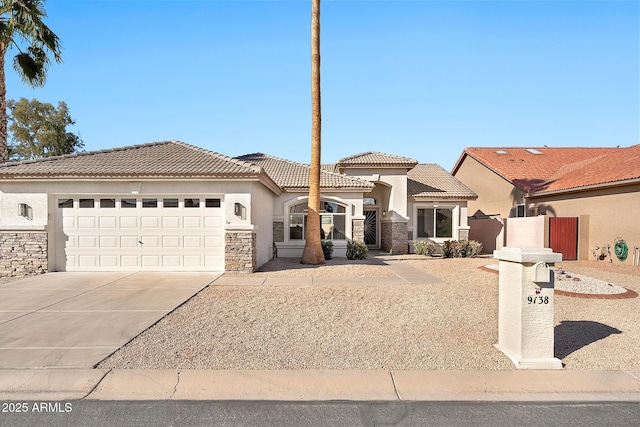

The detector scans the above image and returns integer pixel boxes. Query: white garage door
[55,196,224,271]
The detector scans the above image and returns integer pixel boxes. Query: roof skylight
[526,148,543,155]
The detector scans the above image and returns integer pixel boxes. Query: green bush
[321,241,334,260]
[413,239,436,256]
[442,240,483,258]
[346,240,368,260]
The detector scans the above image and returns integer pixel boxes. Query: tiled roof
[336,152,418,168]
[536,144,640,194]
[454,146,623,193]
[235,153,374,191]
[0,141,262,178]
[408,164,477,200]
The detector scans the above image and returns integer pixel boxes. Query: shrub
[321,241,334,260]
[346,240,368,260]
[442,240,483,258]
[413,239,436,256]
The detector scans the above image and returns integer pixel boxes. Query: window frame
[414,204,458,242]
[286,197,349,242]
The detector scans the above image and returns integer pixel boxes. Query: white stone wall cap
[224,224,257,232]
[0,225,47,231]
[493,247,562,263]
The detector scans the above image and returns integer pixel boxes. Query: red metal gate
[549,217,578,260]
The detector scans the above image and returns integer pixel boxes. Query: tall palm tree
[0,0,62,163]
[300,0,325,265]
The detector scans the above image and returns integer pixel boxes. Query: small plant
[321,240,334,260]
[413,239,436,256]
[442,240,483,258]
[346,240,368,260]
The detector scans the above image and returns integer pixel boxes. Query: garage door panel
[141,236,159,247]
[58,196,224,272]
[99,236,118,248]
[162,256,180,267]
[120,236,139,248]
[162,217,180,228]
[183,255,202,267]
[120,217,138,228]
[78,217,97,228]
[183,236,202,248]
[78,236,97,248]
[204,235,222,248]
[78,255,97,267]
[183,217,201,228]
[99,217,117,228]
[141,216,159,228]
[100,255,118,267]
[162,236,180,248]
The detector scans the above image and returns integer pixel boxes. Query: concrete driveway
[0,272,220,369]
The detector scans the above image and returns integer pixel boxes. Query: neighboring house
[0,141,476,277]
[452,145,640,263]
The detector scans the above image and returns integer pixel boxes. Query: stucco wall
[341,168,408,217]
[453,156,525,219]
[530,184,640,264]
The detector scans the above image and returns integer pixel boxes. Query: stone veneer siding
[225,231,257,273]
[352,219,365,243]
[273,221,284,243]
[458,228,470,241]
[381,221,408,254]
[0,231,48,278]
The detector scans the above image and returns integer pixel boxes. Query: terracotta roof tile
[235,153,374,191]
[408,164,477,200]
[457,146,622,193]
[538,144,640,194]
[336,152,418,168]
[0,141,261,178]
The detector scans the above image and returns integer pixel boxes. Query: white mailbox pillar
[493,247,563,369]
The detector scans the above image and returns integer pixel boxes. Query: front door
[364,208,379,249]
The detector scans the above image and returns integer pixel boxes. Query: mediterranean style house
[0,141,476,276]
[452,145,640,264]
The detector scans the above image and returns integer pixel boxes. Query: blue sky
[5,0,639,170]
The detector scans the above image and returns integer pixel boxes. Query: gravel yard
[98,255,640,371]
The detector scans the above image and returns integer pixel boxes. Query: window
[121,198,136,208]
[163,198,179,208]
[516,204,526,217]
[58,199,73,208]
[142,198,158,208]
[79,199,95,208]
[417,208,453,238]
[206,198,221,208]
[363,197,376,205]
[100,199,116,208]
[289,200,347,240]
[184,198,200,208]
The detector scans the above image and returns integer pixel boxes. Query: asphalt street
[1,400,639,427]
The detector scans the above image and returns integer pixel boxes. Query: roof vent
[495,150,507,155]
[526,148,543,155]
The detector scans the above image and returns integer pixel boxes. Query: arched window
[289,200,347,240]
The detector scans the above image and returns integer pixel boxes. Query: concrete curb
[1,369,640,402]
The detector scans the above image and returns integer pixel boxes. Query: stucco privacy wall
[529,184,640,264]
[0,179,273,273]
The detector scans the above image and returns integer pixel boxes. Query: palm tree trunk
[0,43,8,163]
[301,0,325,265]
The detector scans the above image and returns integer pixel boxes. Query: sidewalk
[2,369,640,402]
